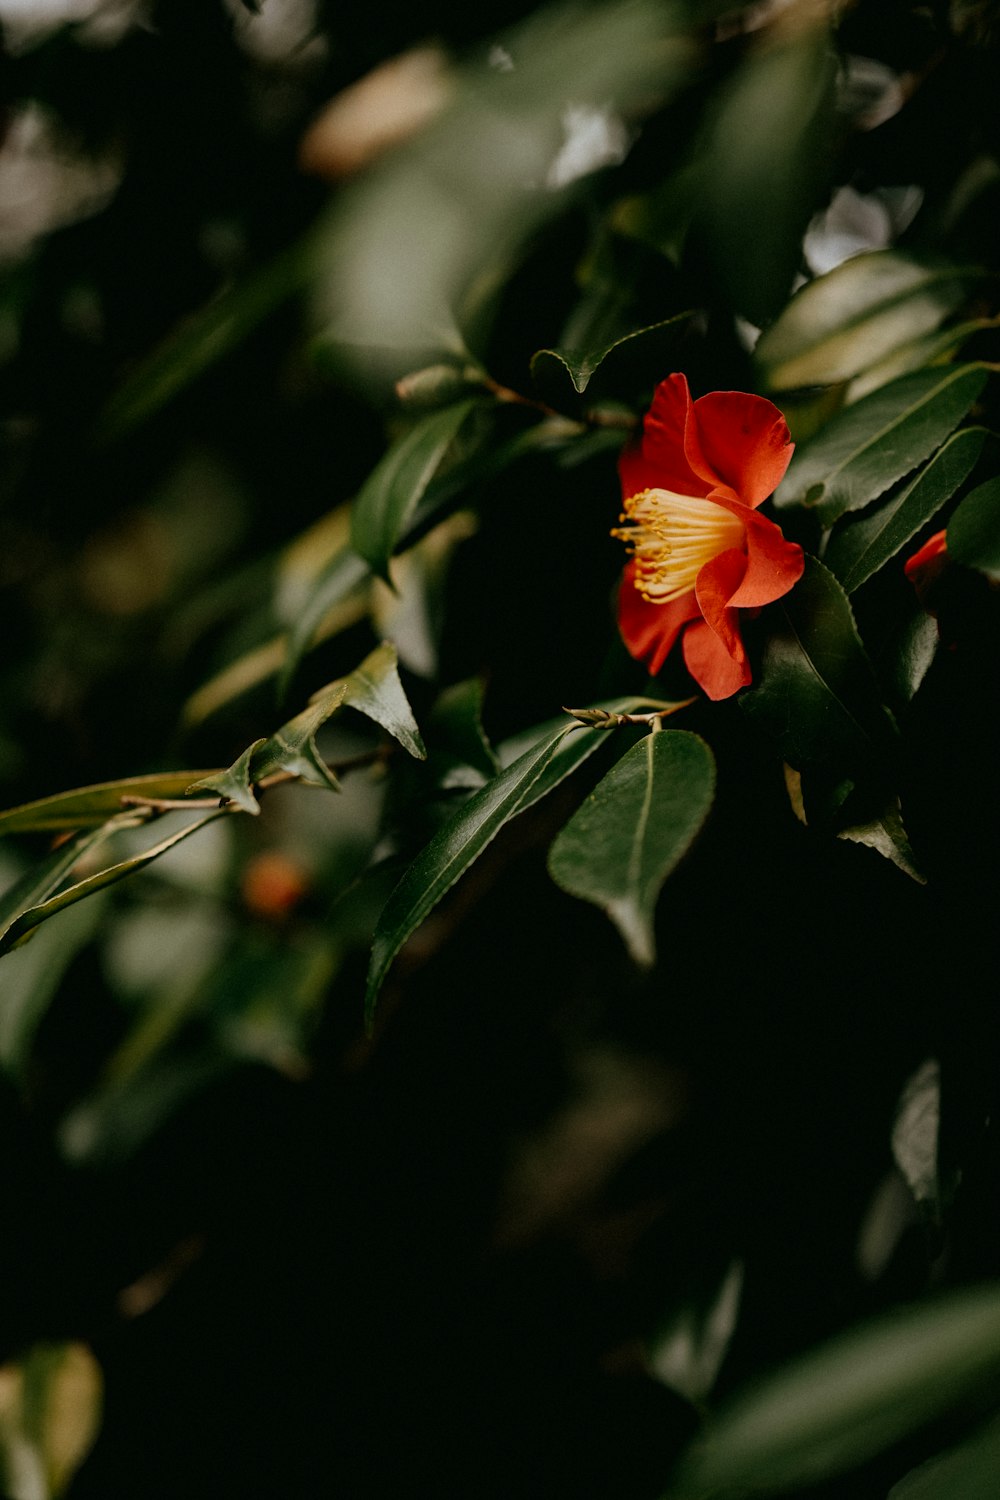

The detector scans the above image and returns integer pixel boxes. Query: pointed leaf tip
[187,739,266,814]
[548,729,715,966]
[825,427,987,594]
[337,642,426,759]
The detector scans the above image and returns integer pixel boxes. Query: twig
[119,747,389,817]
[563,700,696,730]
[480,375,638,431]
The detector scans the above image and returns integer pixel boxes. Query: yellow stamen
[612,487,745,604]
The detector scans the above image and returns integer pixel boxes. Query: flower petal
[905,528,948,585]
[694,546,748,654]
[706,500,804,609]
[621,373,713,500]
[905,528,948,608]
[687,390,794,508]
[617,563,700,674]
[686,547,752,699]
[682,618,751,700]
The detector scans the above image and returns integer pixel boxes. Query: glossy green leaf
[427,678,499,785]
[668,1283,1000,1497]
[0,771,222,835]
[365,701,646,1027]
[250,684,348,790]
[328,641,426,759]
[846,315,999,403]
[740,557,895,773]
[530,345,625,401]
[547,730,714,966]
[191,678,358,805]
[878,605,940,706]
[531,312,693,403]
[278,549,370,698]
[837,797,924,883]
[947,476,1000,579]
[774,364,988,526]
[756,252,983,391]
[824,427,987,593]
[0,811,229,957]
[349,399,478,584]
[186,739,266,815]
[697,25,837,325]
[888,1415,1000,1500]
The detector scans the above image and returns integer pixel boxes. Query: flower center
[612,488,745,604]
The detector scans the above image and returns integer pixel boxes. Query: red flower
[613,373,804,700]
[904,529,948,603]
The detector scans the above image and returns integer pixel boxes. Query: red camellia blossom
[613,373,804,700]
[904,528,948,603]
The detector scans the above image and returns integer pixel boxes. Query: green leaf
[846,315,999,403]
[529,344,625,401]
[530,312,693,403]
[0,818,138,948]
[547,730,714,966]
[426,678,499,785]
[878,605,940,706]
[756,252,984,391]
[277,548,370,699]
[837,797,925,883]
[947,476,1000,579]
[528,228,692,411]
[250,685,348,790]
[364,700,646,1027]
[697,25,837,325]
[329,640,426,759]
[668,1284,1000,1497]
[0,771,223,835]
[888,1415,1000,1500]
[740,557,895,774]
[186,739,266,815]
[824,427,987,593]
[774,364,988,526]
[349,399,478,584]
[0,811,229,957]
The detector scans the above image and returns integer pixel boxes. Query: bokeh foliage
[1,0,1000,1496]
